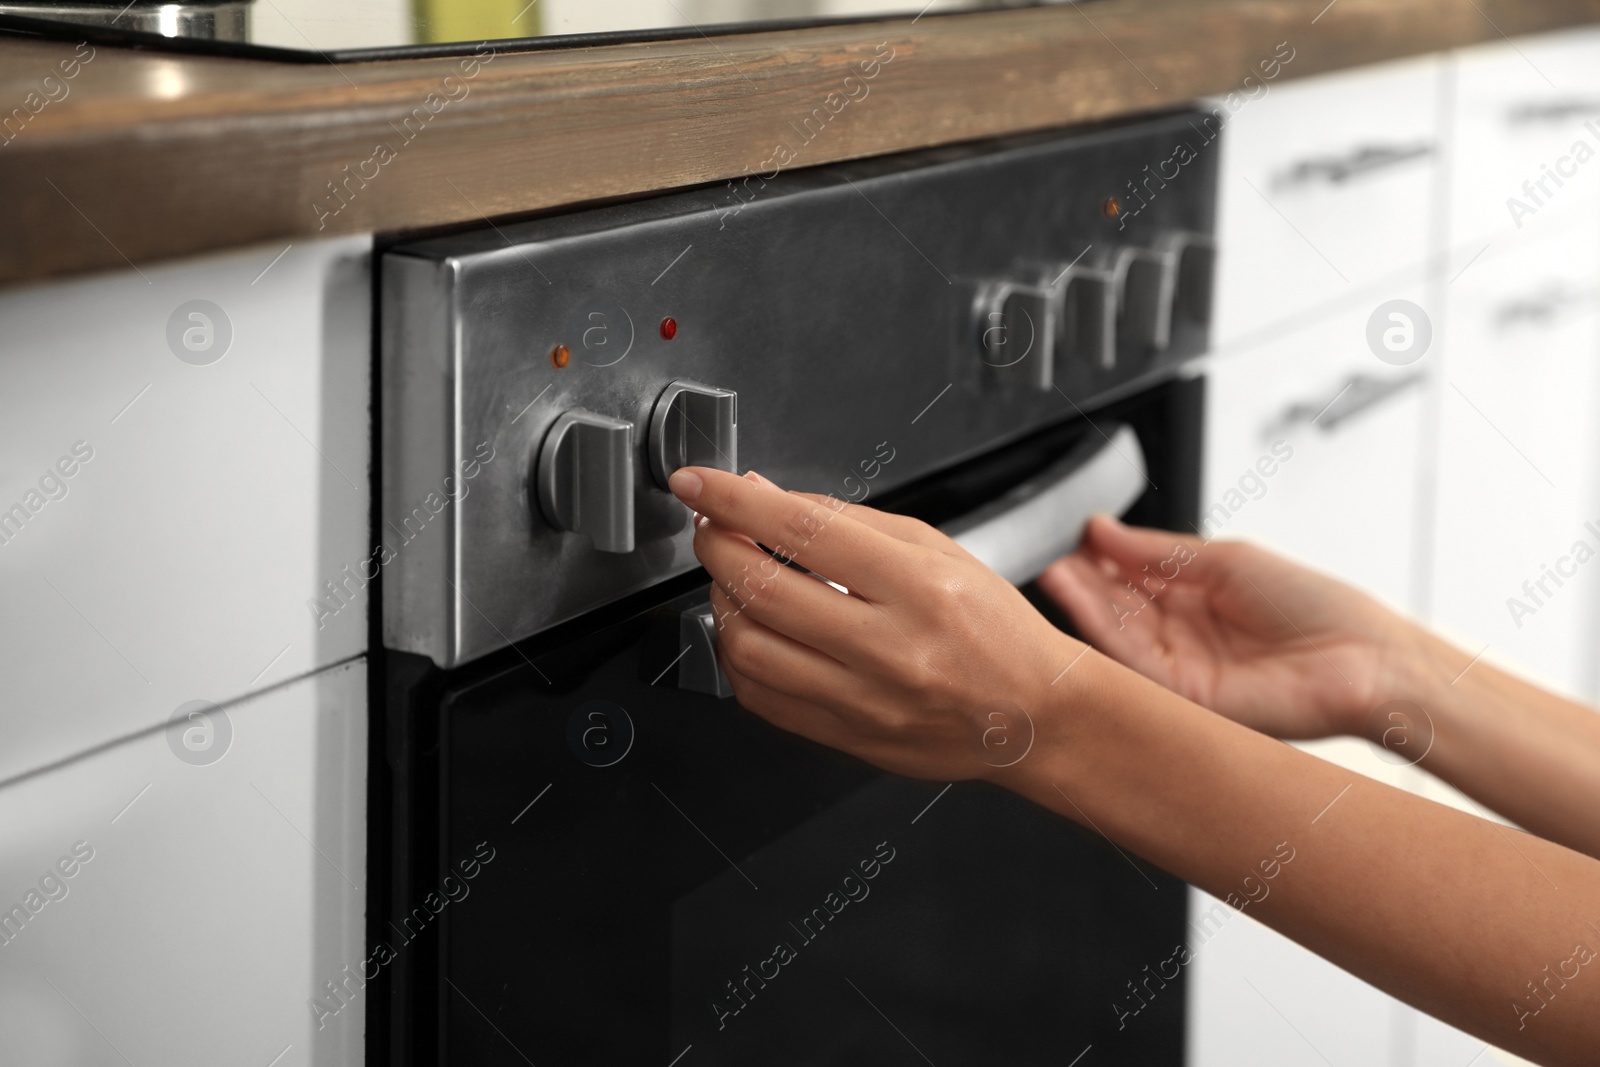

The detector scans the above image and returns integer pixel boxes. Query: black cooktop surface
[0,0,1075,63]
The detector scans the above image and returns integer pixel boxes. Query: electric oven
[373,109,1217,1066]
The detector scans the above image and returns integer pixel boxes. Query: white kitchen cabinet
[1210,55,1442,349]
[0,659,366,1067]
[1198,280,1441,1067]
[0,236,371,784]
[1428,28,1600,705]
[1412,1008,1537,1067]
[1428,222,1600,702]
[1403,207,1589,1063]
[1449,27,1600,254]
[1187,893,1414,1067]
[1195,54,1457,1067]
[1196,294,1440,1067]
[1196,29,1600,1067]
[1203,294,1430,618]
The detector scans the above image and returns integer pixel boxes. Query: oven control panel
[973,232,1214,388]
[382,111,1217,667]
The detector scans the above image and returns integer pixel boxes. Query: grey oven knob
[1119,232,1217,350]
[642,589,735,698]
[990,260,1119,376]
[648,379,738,488]
[1171,232,1217,328]
[1060,266,1118,370]
[975,280,1059,389]
[535,409,635,553]
[1120,246,1180,350]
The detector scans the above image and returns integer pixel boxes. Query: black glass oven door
[419,614,1186,1067]
[379,377,1205,1066]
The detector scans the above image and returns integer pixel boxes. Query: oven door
[372,376,1202,1067]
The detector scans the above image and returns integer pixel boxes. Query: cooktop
[0,0,1074,63]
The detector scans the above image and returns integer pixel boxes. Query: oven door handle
[940,422,1147,586]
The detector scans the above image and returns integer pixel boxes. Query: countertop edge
[1,0,1597,286]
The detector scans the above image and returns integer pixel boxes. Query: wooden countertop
[2,0,1597,286]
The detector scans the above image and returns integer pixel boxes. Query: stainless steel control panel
[381,111,1217,667]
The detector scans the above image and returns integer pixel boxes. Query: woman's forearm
[1037,515,1600,858]
[1391,627,1600,859]
[996,650,1600,1066]
[667,468,1600,1063]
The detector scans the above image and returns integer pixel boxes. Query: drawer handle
[1273,141,1434,189]
[1505,99,1600,127]
[1262,372,1425,439]
[1494,284,1596,330]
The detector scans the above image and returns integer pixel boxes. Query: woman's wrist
[1354,613,1459,750]
[982,638,1126,796]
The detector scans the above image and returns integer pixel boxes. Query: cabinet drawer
[1450,27,1600,252]
[1430,226,1600,700]
[0,662,365,1065]
[1188,890,1411,1067]
[1204,292,1430,615]
[1212,56,1441,348]
[0,236,370,784]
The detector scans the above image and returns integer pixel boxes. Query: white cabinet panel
[1203,294,1429,617]
[1199,295,1439,1067]
[1196,30,1600,1067]
[0,660,365,1067]
[0,236,371,783]
[1429,226,1600,701]
[1187,891,1409,1067]
[1450,27,1600,252]
[1203,288,1440,801]
[1413,1010,1536,1067]
[1212,56,1442,348]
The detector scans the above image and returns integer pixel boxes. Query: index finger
[669,467,926,598]
[787,491,963,555]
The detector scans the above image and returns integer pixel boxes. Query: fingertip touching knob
[648,380,738,488]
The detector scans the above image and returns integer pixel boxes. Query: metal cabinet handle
[1272,141,1434,190]
[1505,99,1600,127]
[1261,372,1424,440]
[1494,284,1596,330]
[941,423,1146,586]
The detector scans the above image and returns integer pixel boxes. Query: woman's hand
[670,466,1084,781]
[1035,515,1419,740]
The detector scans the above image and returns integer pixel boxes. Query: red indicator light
[550,343,571,368]
[660,317,678,341]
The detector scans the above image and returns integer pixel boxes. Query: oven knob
[535,409,635,553]
[1019,258,1117,371]
[975,280,1059,389]
[1120,247,1180,350]
[1120,232,1216,349]
[641,588,735,698]
[1060,265,1119,370]
[648,380,738,488]
[1170,232,1217,328]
